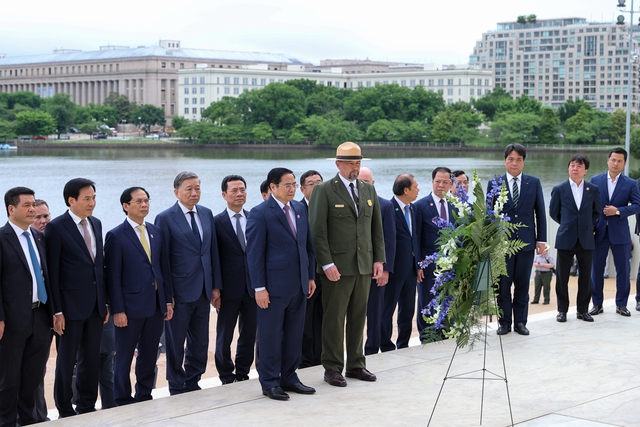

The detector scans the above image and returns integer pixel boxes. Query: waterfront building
[0,40,308,119]
[470,17,640,113]
[177,64,493,121]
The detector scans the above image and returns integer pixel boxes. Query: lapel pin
[297,214,300,219]
[430,203,434,207]
[150,234,154,238]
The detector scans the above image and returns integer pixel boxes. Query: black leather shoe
[324,370,347,387]
[345,368,377,382]
[636,302,640,312]
[281,382,316,394]
[496,325,511,335]
[616,306,631,317]
[236,375,250,382]
[514,323,530,335]
[262,386,290,401]
[588,305,603,315]
[543,301,550,305]
[531,301,539,304]
[577,312,594,322]
[556,312,567,322]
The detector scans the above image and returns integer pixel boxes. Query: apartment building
[178,64,493,121]
[470,17,640,112]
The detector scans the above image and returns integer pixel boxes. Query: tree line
[0,92,166,139]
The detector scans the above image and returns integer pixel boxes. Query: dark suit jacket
[591,172,640,244]
[549,180,601,251]
[104,220,169,318]
[390,197,419,279]
[246,197,314,297]
[309,173,386,276]
[214,209,252,300]
[0,223,53,331]
[415,193,455,264]
[154,202,222,304]
[489,174,547,251]
[379,197,396,274]
[45,212,107,321]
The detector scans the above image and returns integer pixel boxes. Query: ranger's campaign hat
[327,142,371,161]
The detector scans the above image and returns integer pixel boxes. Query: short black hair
[300,170,323,186]
[568,154,590,170]
[608,147,628,161]
[392,174,414,196]
[267,167,295,187]
[63,178,96,207]
[260,180,269,195]
[5,186,35,216]
[173,171,199,189]
[504,143,527,160]
[431,167,452,180]
[452,170,467,180]
[221,175,246,192]
[120,187,150,215]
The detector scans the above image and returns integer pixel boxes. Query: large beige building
[0,40,309,118]
[470,17,640,112]
[178,64,493,121]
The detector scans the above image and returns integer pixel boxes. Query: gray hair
[173,171,200,189]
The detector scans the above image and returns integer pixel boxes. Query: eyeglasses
[277,183,298,190]
[128,199,150,205]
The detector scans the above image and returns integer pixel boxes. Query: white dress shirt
[10,220,41,303]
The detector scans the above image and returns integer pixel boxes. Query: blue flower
[431,216,451,230]
[419,253,438,269]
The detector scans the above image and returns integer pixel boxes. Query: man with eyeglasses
[489,143,546,336]
[309,142,385,388]
[246,168,316,400]
[298,170,324,369]
[104,187,173,405]
[213,175,256,385]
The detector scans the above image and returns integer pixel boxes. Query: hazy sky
[1,0,628,65]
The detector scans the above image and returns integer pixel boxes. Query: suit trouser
[498,250,534,327]
[99,317,116,409]
[557,243,593,314]
[0,306,50,427]
[364,278,384,355]
[380,273,417,352]
[417,264,436,339]
[591,232,631,307]
[165,292,210,395]
[257,291,305,390]
[300,275,323,368]
[54,310,104,417]
[321,274,370,373]
[215,291,257,383]
[114,305,164,405]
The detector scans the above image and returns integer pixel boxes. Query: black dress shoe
[281,382,316,394]
[236,375,250,382]
[345,368,377,382]
[556,312,567,322]
[262,386,290,401]
[577,312,594,322]
[543,301,550,305]
[531,301,539,304]
[636,302,640,312]
[588,305,603,315]
[514,323,530,335]
[496,325,511,335]
[324,370,347,387]
[616,306,631,317]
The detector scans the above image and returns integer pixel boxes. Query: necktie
[439,199,447,221]
[349,182,359,208]
[136,224,151,261]
[23,231,47,304]
[188,211,202,248]
[283,205,297,239]
[404,205,412,235]
[80,218,95,261]
[233,213,246,251]
[512,177,519,207]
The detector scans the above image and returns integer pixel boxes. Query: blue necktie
[404,205,411,235]
[23,231,47,304]
[188,211,202,248]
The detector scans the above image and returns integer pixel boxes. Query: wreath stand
[427,260,514,426]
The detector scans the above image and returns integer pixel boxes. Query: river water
[0,146,611,233]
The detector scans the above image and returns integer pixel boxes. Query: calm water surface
[0,146,610,233]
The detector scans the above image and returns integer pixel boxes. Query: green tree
[202,97,243,126]
[251,122,273,141]
[538,107,560,143]
[291,113,363,146]
[43,93,76,136]
[5,92,41,110]
[243,83,306,130]
[489,113,542,144]
[472,86,511,121]
[131,104,166,131]
[171,116,188,130]
[0,119,16,141]
[496,94,542,118]
[104,92,135,122]
[284,79,321,97]
[14,110,56,137]
[565,107,594,144]
[305,86,347,116]
[366,119,397,141]
[557,99,593,122]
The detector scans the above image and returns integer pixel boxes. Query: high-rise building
[470,17,639,113]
